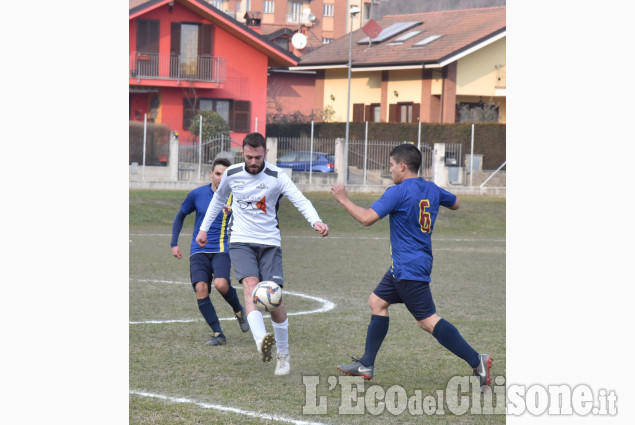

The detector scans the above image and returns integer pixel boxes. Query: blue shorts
[373,268,436,321]
[229,243,284,287]
[189,252,231,293]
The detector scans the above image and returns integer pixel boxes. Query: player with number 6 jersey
[331,143,492,390]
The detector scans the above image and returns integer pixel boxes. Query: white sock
[247,310,267,347]
[272,318,289,355]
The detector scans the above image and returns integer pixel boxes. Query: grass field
[130,190,505,424]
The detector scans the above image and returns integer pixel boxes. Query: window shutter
[199,24,214,56]
[137,19,159,53]
[171,23,181,54]
[183,98,199,131]
[389,104,397,123]
[353,104,364,122]
[232,100,251,132]
[364,105,372,122]
[412,103,420,122]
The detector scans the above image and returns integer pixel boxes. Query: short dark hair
[390,143,421,173]
[243,132,266,150]
[212,158,231,169]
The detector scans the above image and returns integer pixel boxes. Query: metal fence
[177,135,239,180]
[174,135,433,183]
[277,137,433,184]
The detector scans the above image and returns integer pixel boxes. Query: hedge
[129,121,171,166]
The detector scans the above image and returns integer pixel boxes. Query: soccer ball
[252,281,282,312]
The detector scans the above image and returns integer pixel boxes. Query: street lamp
[344,5,360,184]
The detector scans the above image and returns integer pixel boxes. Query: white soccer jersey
[200,161,322,246]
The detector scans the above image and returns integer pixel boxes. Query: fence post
[363,121,368,185]
[334,138,346,184]
[417,120,422,177]
[198,116,202,181]
[433,142,447,187]
[309,120,314,183]
[266,137,278,165]
[142,113,147,181]
[469,123,475,187]
[168,131,179,181]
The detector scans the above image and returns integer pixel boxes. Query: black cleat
[206,332,227,346]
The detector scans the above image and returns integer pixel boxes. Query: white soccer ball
[252,281,282,312]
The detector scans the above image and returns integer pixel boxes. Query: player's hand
[313,222,329,237]
[330,183,348,203]
[171,246,183,259]
[195,230,208,247]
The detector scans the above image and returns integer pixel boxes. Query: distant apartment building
[206,0,375,56]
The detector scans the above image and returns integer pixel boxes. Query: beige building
[290,6,506,123]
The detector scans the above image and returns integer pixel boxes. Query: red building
[129,0,298,146]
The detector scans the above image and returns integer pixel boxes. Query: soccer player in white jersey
[196,132,329,375]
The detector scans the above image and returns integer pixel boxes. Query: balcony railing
[129,52,226,85]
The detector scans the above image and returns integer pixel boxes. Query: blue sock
[220,284,243,313]
[432,318,479,368]
[197,297,222,335]
[359,315,389,367]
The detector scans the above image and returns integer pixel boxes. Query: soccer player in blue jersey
[330,143,492,391]
[171,158,249,346]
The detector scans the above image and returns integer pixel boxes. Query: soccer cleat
[473,353,493,391]
[258,333,275,363]
[336,357,374,380]
[235,307,250,333]
[205,332,226,346]
[274,353,290,375]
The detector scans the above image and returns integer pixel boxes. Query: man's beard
[246,162,265,175]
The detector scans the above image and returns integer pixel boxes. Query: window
[370,104,381,122]
[170,23,214,79]
[183,99,251,132]
[275,37,290,51]
[264,1,274,14]
[211,0,222,9]
[287,1,303,23]
[353,103,382,122]
[323,4,334,17]
[389,103,420,123]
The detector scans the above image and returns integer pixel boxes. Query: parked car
[276,151,334,173]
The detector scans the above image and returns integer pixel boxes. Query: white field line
[129,390,329,425]
[129,279,335,325]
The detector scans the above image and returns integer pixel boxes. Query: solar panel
[358,21,422,44]
[413,34,442,47]
[394,30,422,42]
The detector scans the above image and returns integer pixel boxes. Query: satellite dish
[291,33,307,49]
[308,13,316,22]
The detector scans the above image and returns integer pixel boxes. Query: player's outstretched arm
[330,184,380,226]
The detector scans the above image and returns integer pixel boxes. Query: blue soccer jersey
[171,184,232,256]
[370,178,456,282]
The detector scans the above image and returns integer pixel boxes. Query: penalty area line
[130,390,328,425]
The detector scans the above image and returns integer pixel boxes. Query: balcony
[129,52,226,85]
